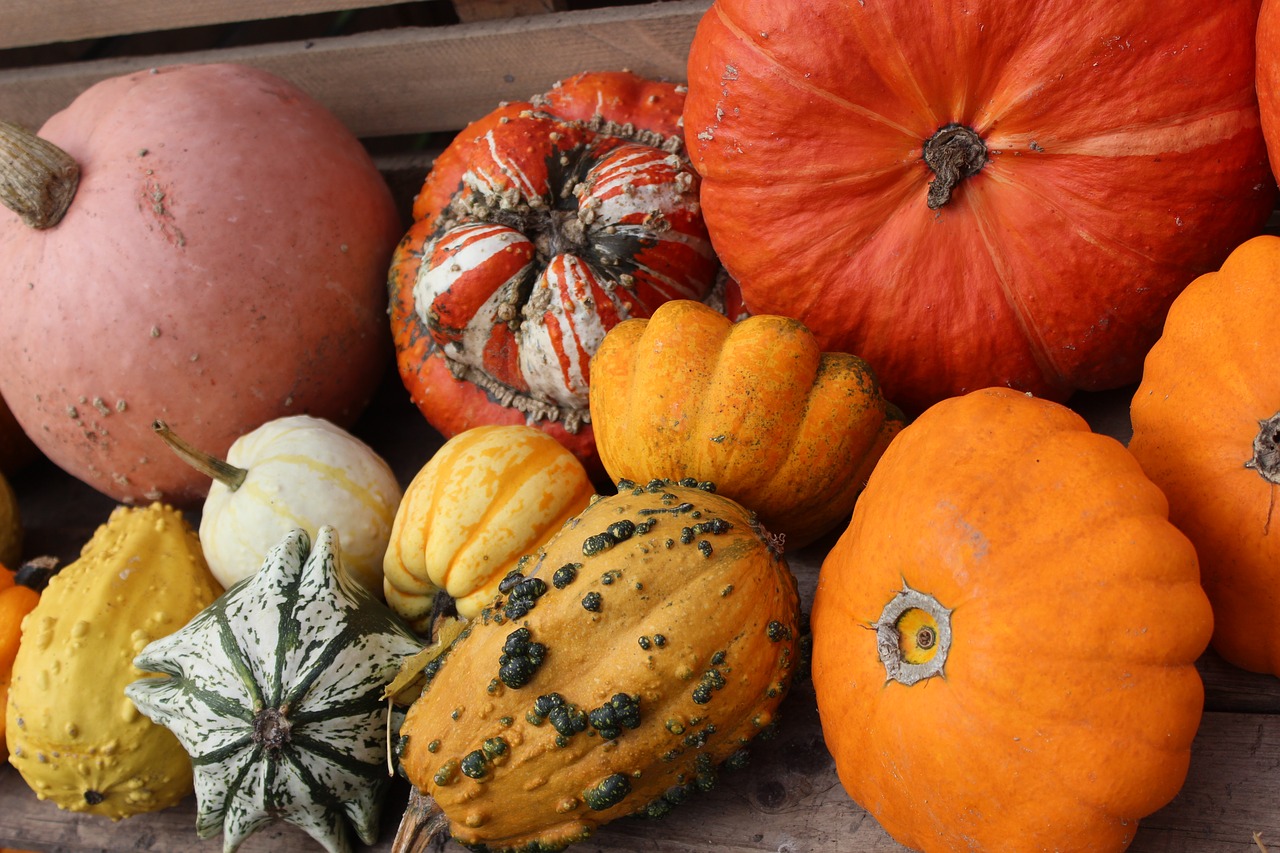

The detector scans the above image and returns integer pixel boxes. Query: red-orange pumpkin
[811,388,1213,851]
[0,64,401,505]
[388,72,721,471]
[684,0,1274,414]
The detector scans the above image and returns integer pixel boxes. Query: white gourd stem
[152,420,248,491]
[0,120,80,229]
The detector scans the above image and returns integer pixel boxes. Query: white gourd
[125,526,422,853]
[156,414,402,594]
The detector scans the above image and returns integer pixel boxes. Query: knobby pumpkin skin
[811,388,1213,852]
[590,299,903,550]
[388,71,720,470]
[396,480,800,852]
[383,424,595,628]
[1129,235,1280,675]
[684,0,1274,414]
[0,63,401,505]
[6,503,223,819]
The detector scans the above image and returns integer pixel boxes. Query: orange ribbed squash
[1130,235,1280,675]
[812,388,1213,852]
[383,425,594,628]
[589,299,903,549]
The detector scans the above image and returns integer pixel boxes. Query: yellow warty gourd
[5,502,223,819]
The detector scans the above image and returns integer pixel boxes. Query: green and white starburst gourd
[125,526,422,853]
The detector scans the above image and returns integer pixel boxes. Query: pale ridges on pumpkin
[396,482,801,852]
[126,526,422,853]
[417,122,714,419]
[391,81,719,441]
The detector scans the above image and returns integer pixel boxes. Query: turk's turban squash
[389,71,720,469]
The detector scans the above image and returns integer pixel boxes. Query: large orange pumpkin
[388,71,720,471]
[589,299,903,549]
[811,388,1213,851]
[683,0,1274,414]
[1129,235,1280,675]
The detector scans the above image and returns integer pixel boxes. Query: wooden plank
[0,0,407,51]
[452,0,569,23]
[0,1,713,139]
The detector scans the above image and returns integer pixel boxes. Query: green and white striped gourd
[125,525,422,853]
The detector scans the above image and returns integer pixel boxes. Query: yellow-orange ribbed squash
[383,425,594,628]
[589,299,903,549]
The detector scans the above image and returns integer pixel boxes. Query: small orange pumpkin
[382,425,595,629]
[0,558,55,758]
[812,388,1212,851]
[1130,234,1280,674]
[589,299,903,549]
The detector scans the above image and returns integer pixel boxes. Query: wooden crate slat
[0,0,713,139]
[0,0,405,51]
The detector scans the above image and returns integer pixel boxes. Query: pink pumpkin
[0,63,402,505]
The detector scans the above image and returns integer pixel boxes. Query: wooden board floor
[4,374,1280,853]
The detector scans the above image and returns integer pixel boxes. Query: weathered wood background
[3,2,1280,852]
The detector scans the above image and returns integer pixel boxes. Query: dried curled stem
[391,788,451,853]
[923,124,987,210]
[0,120,80,228]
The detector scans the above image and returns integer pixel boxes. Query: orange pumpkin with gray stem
[812,388,1212,851]
[1129,234,1280,675]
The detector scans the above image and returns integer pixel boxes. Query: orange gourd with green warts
[589,299,903,549]
[1130,234,1280,675]
[393,479,800,852]
[812,388,1212,851]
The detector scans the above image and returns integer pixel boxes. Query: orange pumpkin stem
[152,420,248,491]
[923,124,987,210]
[0,120,80,229]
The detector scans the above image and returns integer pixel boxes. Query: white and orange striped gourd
[382,424,594,629]
[388,71,722,468]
